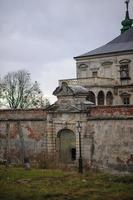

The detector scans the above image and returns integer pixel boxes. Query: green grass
[0,165,133,200]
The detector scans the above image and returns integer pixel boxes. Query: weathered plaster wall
[85,119,133,172]
[84,106,133,172]
[0,109,47,163]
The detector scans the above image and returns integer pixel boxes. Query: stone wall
[85,106,133,172]
[45,105,133,172]
[0,106,133,172]
[0,109,47,164]
[84,119,133,172]
[90,105,133,117]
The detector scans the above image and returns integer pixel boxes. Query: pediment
[46,101,81,112]
[101,61,113,66]
[119,59,131,64]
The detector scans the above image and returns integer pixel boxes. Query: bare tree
[1,70,50,109]
[0,78,2,102]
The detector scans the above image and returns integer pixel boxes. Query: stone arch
[86,91,96,104]
[56,129,76,163]
[106,91,113,105]
[98,91,105,105]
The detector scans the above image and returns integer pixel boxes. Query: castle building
[0,1,133,172]
[57,1,133,107]
[46,1,133,171]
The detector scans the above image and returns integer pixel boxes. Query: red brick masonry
[90,105,133,117]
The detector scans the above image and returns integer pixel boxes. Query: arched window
[86,91,95,104]
[98,91,104,105]
[106,91,113,105]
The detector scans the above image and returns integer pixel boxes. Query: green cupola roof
[121,0,133,34]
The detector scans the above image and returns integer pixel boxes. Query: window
[120,93,130,105]
[79,64,88,78]
[92,71,98,77]
[123,96,130,105]
[106,91,113,105]
[120,64,130,80]
[98,91,105,105]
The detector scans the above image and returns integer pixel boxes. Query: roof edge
[74,49,133,60]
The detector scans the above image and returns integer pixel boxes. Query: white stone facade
[59,53,133,106]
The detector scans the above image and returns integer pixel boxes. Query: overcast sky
[0,0,132,103]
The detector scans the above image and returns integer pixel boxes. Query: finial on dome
[125,0,130,17]
[121,0,133,34]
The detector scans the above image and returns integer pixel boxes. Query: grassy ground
[0,165,133,200]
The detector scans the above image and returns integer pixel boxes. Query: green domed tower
[121,0,133,33]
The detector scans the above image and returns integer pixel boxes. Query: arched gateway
[56,129,76,163]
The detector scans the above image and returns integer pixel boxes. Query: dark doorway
[71,148,76,161]
[57,129,76,163]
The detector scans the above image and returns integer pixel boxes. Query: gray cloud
[0,0,132,102]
